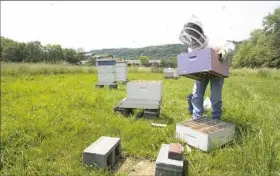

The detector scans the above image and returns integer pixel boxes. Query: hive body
[177,48,229,80]
[96,59,116,85]
[176,117,235,152]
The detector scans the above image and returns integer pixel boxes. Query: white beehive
[127,80,163,101]
[116,61,128,81]
[96,59,116,84]
[176,117,235,152]
[164,68,178,78]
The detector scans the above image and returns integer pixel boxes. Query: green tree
[44,44,64,63]
[233,7,280,68]
[139,56,150,66]
[25,41,44,62]
[63,48,77,64]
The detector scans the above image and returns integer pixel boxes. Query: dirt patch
[114,157,155,176]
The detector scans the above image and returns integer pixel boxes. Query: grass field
[1,63,280,176]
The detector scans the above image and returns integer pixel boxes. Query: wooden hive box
[177,48,229,81]
[176,117,235,152]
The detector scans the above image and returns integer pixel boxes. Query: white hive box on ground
[164,68,179,79]
[96,59,116,85]
[176,117,235,152]
[127,80,163,101]
[116,61,128,82]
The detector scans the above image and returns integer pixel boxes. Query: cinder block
[155,144,184,176]
[82,136,121,168]
[168,143,184,160]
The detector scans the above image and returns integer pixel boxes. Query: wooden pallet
[114,98,161,118]
[164,76,179,79]
[95,82,118,89]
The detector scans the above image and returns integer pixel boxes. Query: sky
[1,1,280,51]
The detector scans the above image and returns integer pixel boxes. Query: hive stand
[114,98,161,119]
[95,81,118,89]
[117,79,129,84]
[82,136,121,169]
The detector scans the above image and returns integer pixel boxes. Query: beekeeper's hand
[214,47,226,62]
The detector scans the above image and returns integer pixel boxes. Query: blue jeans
[191,78,224,120]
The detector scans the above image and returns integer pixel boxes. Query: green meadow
[1,63,280,176]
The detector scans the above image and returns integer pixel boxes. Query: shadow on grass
[135,111,174,125]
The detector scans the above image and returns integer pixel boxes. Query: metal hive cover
[179,117,234,134]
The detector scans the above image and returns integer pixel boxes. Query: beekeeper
[179,15,232,120]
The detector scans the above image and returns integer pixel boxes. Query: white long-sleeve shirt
[186,36,235,61]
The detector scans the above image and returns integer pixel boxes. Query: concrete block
[168,143,184,160]
[82,136,121,168]
[155,144,184,176]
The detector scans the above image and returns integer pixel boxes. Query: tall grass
[0,63,164,76]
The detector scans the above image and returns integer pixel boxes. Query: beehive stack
[96,59,116,85]
[116,61,128,82]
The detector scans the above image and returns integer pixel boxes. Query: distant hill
[89,44,186,60]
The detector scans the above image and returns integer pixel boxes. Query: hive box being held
[82,136,121,168]
[116,61,128,82]
[177,48,229,80]
[127,80,163,101]
[176,117,235,152]
[96,59,116,85]
[155,144,184,176]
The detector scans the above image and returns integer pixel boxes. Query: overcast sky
[1,1,280,51]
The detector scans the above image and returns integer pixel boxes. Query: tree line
[0,37,85,64]
[230,7,280,68]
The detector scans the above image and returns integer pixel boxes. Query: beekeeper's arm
[213,42,234,62]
